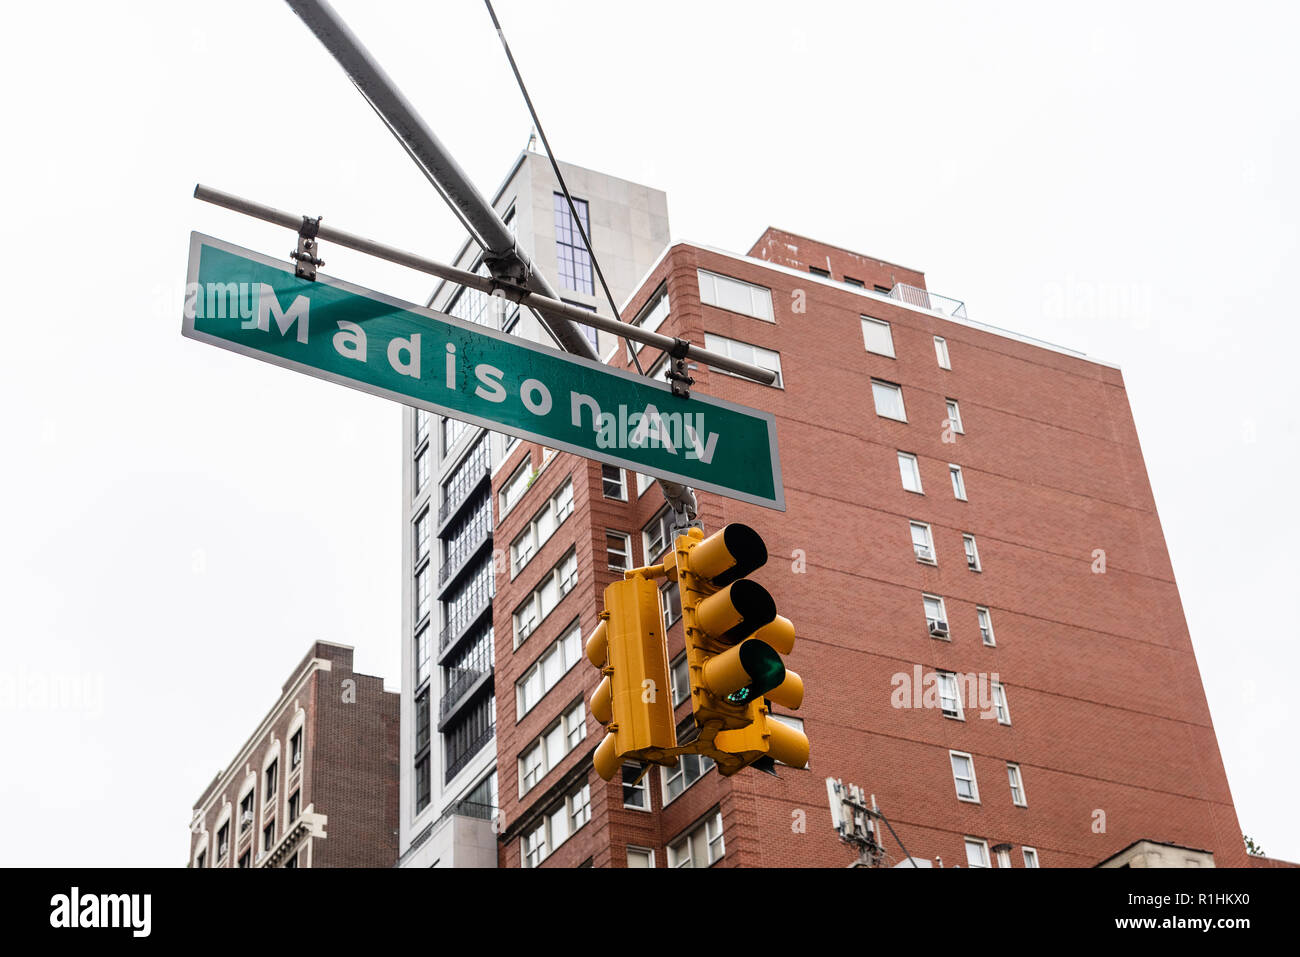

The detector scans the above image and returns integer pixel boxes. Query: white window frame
[910,522,936,564]
[923,594,948,637]
[669,654,689,707]
[898,451,923,494]
[937,671,963,720]
[950,750,980,803]
[626,846,655,868]
[606,530,632,574]
[661,581,682,629]
[965,838,991,868]
[1022,847,1040,868]
[934,335,951,369]
[667,810,725,868]
[661,749,715,806]
[602,464,627,501]
[949,464,967,501]
[513,549,579,647]
[628,285,670,355]
[510,479,574,578]
[643,506,674,563]
[500,460,534,517]
[622,763,651,811]
[517,700,587,797]
[992,682,1011,725]
[995,846,1013,868]
[963,533,981,571]
[703,333,784,388]
[697,269,774,322]
[1007,762,1027,807]
[515,619,583,720]
[978,606,996,646]
[946,399,964,434]
[871,379,907,422]
[636,471,655,497]
[861,317,896,357]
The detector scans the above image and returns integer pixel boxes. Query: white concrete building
[398,149,670,867]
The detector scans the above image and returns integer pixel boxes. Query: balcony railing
[440,665,491,721]
[437,458,490,528]
[439,590,492,653]
[888,283,968,321]
[444,722,494,783]
[441,798,496,822]
[438,518,492,587]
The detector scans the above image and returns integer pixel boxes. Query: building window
[290,729,303,770]
[239,791,255,832]
[237,851,250,869]
[628,286,669,355]
[512,549,579,646]
[415,688,431,753]
[510,479,574,577]
[809,265,830,278]
[661,581,682,628]
[414,510,430,564]
[1007,763,1027,806]
[946,399,964,434]
[602,464,627,501]
[288,790,300,822]
[569,782,592,832]
[963,534,981,571]
[1022,847,1040,868]
[923,594,948,638]
[623,763,650,810]
[442,414,469,455]
[697,269,774,322]
[670,654,689,707]
[415,446,429,493]
[992,682,1011,725]
[262,820,275,853]
[861,317,896,357]
[415,626,430,686]
[910,522,936,564]
[265,760,278,802]
[415,740,429,816]
[500,460,534,518]
[934,336,951,369]
[977,606,996,646]
[627,846,655,868]
[443,694,496,784]
[283,854,298,870]
[843,276,864,288]
[515,619,583,719]
[702,333,783,387]
[937,672,963,719]
[898,452,923,493]
[949,465,967,500]
[871,380,907,421]
[636,471,655,497]
[995,845,1013,868]
[195,850,205,869]
[606,531,631,573]
[965,838,991,868]
[523,820,548,869]
[416,408,431,446]
[642,506,675,563]
[216,822,229,862]
[562,300,599,352]
[415,565,430,623]
[950,751,980,803]
[518,701,587,796]
[554,193,593,294]
[662,717,714,804]
[667,810,725,868]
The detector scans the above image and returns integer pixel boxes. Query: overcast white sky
[0,1,1296,867]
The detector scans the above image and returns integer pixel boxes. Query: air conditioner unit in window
[241,810,254,826]
[929,620,949,638]
[914,545,933,561]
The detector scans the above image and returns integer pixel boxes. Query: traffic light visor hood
[690,523,768,586]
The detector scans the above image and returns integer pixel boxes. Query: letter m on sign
[254,284,310,344]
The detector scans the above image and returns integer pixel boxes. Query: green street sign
[183,233,785,510]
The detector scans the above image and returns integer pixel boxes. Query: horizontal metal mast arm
[282,0,598,360]
[193,184,777,386]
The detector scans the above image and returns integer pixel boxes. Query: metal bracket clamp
[290,215,325,281]
[665,337,695,399]
[659,479,700,540]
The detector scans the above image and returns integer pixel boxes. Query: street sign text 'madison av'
[182,234,784,510]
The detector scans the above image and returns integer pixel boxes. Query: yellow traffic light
[668,524,809,775]
[585,572,678,780]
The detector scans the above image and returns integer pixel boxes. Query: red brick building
[188,641,399,868]
[490,228,1247,868]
